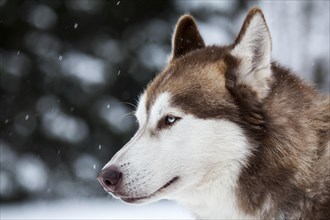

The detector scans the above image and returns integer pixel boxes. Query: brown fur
[235,63,330,219]
[171,15,205,60]
[145,8,330,219]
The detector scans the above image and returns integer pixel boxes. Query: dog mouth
[120,176,179,203]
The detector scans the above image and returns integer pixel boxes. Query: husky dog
[98,8,330,219]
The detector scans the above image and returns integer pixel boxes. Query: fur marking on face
[98,7,330,219]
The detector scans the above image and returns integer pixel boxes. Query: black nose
[97,166,122,192]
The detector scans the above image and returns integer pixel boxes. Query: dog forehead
[145,57,228,114]
[149,92,172,119]
[136,91,173,126]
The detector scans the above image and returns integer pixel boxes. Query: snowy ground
[1,199,193,219]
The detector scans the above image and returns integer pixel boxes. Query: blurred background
[0,0,329,218]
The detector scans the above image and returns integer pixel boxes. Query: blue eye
[157,115,181,130]
[165,115,176,125]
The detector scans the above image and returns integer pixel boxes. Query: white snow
[15,155,48,193]
[0,199,193,219]
[97,97,135,134]
[260,1,330,83]
[41,109,89,144]
[1,51,31,77]
[26,4,57,30]
[60,52,106,86]
[0,171,14,198]
[73,154,100,180]
[176,0,236,12]
[138,44,168,70]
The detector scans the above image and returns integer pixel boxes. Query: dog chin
[118,176,180,204]
[120,195,159,204]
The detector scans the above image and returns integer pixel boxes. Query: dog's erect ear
[171,15,205,60]
[229,8,273,101]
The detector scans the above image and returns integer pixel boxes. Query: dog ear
[171,15,205,60]
[229,8,273,101]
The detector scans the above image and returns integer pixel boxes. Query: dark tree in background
[0,0,328,203]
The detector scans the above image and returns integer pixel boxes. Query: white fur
[104,92,256,218]
[231,12,273,100]
[135,93,147,126]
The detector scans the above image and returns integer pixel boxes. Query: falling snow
[74,23,78,29]
[4,119,9,124]
[17,50,20,55]
[58,55,63,61]
[93,164,96,170]
[98,145,102,150]
[117,1,120,6]
[25,115,30,120]
[106,104,110,109]
[117,70,121,76]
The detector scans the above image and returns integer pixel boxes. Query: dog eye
[157,115,181,130]
[165,115,177,125]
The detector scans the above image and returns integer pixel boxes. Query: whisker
[121,101,138,109]
[120,111,136,122]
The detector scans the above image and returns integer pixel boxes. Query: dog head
[98,8,273,204]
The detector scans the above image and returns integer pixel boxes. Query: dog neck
[170,165,258,219]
